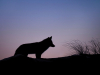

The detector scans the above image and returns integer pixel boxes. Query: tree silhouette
[65,38,100,55]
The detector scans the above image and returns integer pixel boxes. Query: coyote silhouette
[14,36,55,58]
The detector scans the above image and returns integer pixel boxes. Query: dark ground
[0,54,100,74]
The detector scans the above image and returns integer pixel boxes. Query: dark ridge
[0,54,100,74]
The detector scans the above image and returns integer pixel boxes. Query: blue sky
[0,0,100,59]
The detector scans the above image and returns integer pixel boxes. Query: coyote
[14,36,55,58]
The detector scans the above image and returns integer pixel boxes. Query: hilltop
[0,54,100,74]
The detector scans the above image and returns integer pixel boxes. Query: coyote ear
[50,36,52,39]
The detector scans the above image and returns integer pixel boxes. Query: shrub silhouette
[90,39,100,54]
[14,36,55,58]
[65,38,100,55]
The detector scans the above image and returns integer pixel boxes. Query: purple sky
[0,0,100,60]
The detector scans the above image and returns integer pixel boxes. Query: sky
[0,0,100,60]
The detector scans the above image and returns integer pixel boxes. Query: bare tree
[66,40,90,55]
[65,38,100,55]
[89,38,100,54]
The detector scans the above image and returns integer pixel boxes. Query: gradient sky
[0,0,100,60]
